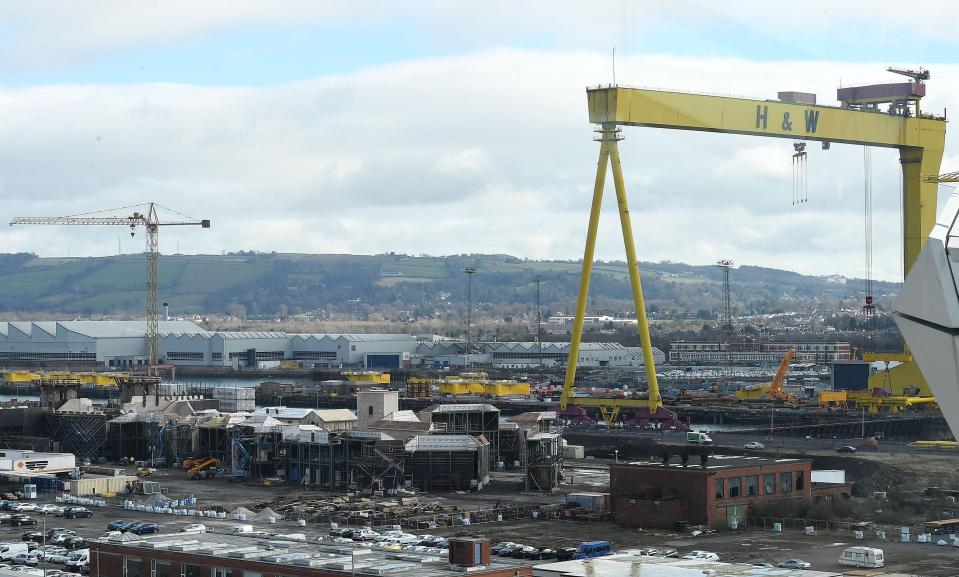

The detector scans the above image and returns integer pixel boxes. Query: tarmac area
[2,466,956,576]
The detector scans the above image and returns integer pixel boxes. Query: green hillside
[0,252,898,320]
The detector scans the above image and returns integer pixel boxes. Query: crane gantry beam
[562,78,947,423]
[11,202,210,367]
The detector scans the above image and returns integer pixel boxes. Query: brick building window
[125,557,143,577]
[746,475,759,496]
[780,472,793,493]
[153,561,172,577]
[715,478,724,499]
[214,569,235,577]
[796,471,805,490]
[182,565,202,577]
[728,476,741,498]
[763,474,776,495]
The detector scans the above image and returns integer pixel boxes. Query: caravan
[839,547,884,568]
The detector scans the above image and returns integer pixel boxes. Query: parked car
[3,493,19,501]
[177,524,206,534]
[129,523,158,536]
[49,533,78,546]
[434,539,448,549]
[0,513,13,523]
[21,532,43,543]
[1,502,19,511]
[63,538,87,550]
[10,504,36,513]
[351,529,379,541]
[37,505,63,516]
[500,544,528,558]
[744,441,765,450]
[47,551,72,565]
[13,553,39,566]
[10,516,37,527]
[556,547,580,561]
[121,522,145,534]
[106,520,130,532]
[61,508,92,520]
[682,551,720,562]
[778,559,811,569]
[836,446,857,454]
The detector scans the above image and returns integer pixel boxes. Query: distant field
[0,251,895,316]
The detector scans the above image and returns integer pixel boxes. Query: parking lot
[0,473,956,577]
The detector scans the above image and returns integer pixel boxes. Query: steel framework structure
[562,78,947,424]
[10,203,210,366]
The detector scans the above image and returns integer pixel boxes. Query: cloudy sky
[1,1,957,281]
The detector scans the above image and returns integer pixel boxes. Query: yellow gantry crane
[10,203,210,366]
[561,69,946,425]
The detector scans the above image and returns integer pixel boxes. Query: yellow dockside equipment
[562,77,946,425]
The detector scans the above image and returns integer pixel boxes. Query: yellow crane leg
[561,127,611,411]
[598,404,622,427]
[608,126,662,409]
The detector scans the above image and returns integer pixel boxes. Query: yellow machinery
[3,370,153,387]
[562,74,946,425]
[343,371,391,384]
[736,349,796,403]
[819,390,848,410]
[437,372,530,396]
[909,440,959,450]
[406,377,432,398]
[186,458,219,480]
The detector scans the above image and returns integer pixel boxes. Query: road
[564,428,959,457]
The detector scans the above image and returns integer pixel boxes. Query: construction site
[0,50,958,576]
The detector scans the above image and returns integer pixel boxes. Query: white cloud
[3,1,958,74]
[0,50,954,281]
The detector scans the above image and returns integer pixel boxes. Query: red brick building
[91,533,531,577]
[609,454,812,529]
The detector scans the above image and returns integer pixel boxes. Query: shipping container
[566,492,609,511]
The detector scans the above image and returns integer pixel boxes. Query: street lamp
[464,267,476,368]
[614,449,619,463]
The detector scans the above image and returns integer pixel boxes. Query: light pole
[464,267,476,369]
[614,449,619,463]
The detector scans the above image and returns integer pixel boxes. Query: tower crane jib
[10,202,210,367]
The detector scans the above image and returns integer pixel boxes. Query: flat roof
[612,454,811,472]
[533,553,840,577]
[95,532,525,577]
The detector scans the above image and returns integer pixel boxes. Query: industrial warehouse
[0,321,663,370]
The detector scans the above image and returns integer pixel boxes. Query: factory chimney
[162,303,170,321]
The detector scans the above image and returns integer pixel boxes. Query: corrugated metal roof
[431,403,499,413]
[255,407,315,420]
[404,435,480,452]
[216,331,288,339]
[382,410,422,423]
[313,409,357,422]
[60,320,205,338]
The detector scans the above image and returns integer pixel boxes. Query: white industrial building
[0,320,664,371]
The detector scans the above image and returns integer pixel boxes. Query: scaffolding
[524,432,562,493]
[285,431,406,493]
[426,404,501,466]
[45,412,108,462]
[404,434,490,492]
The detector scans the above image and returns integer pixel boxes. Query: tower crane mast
[10,202,210,367]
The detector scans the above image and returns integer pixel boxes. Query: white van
[839,546,884,568]
[65,549,90,571]
[0,543,28,561]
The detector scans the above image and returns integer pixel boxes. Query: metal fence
[744,516,840,534]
